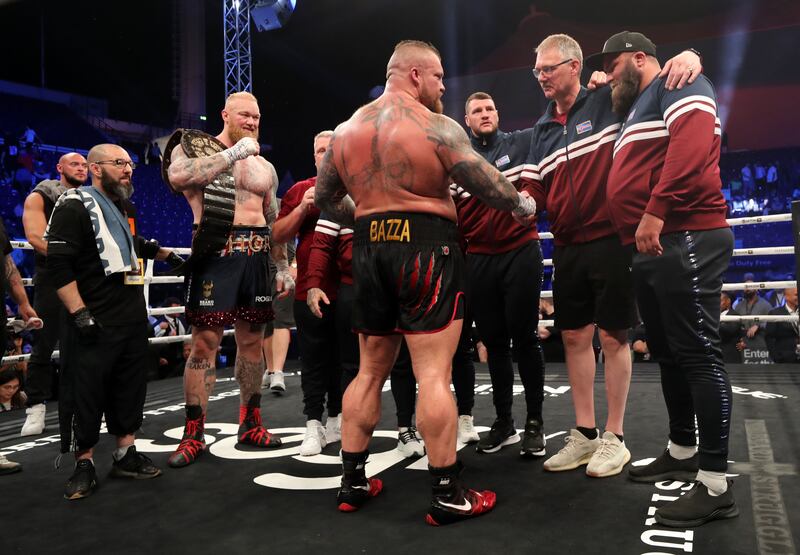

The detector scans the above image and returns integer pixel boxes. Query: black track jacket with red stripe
[520,87,621,247]
[607,75,728,245]
[451,129,539,254]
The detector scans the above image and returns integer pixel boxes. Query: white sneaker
[397,426,425,458]
[325,414,341,443]
[298,420,327,456]
[543,429,600,472]
[261,370,270,388]
[21,403,46,437]
[269,371,286,393]
[457,415,480,444]
[586,431,631,478]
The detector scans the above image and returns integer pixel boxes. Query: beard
[420,88,444,114]
[611,60,641,116]
[64,173,85,188]
[229,123,259,143]
[101,173,133,201]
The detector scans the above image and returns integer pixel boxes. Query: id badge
[124,258,145,285]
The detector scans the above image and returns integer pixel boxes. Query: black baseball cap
[585,31,657,71]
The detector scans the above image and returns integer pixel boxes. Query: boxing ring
[1,211,799,554]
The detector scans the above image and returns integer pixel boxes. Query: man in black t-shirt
[47,144,178,500]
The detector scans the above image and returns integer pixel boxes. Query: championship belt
[161,129,236,274]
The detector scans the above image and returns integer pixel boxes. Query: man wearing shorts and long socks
[520,34,701,477]
[315,40,536,525]
[165,92,293,467]
[262,234,295,393]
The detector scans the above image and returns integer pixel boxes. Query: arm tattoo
[427,116,519,212]
[264,162,289,271]
[315,143,356,226]
[5,255,23,289]
[167,145,230,191]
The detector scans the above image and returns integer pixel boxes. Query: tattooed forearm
[167,145,231,191]
[270,241,289,272]
[5,255,20,283]
[235,355,266,402]
[315,147,356,226]
[426,115,519,212]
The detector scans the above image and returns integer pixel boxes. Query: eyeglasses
[532,59,573,79]
[94,159,136,169]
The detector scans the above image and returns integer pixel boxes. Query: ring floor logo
[134,424,568,491]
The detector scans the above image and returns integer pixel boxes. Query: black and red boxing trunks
[185,226,273,327]
[352,212,464,335]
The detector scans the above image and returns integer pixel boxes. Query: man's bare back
[332,93,458,222]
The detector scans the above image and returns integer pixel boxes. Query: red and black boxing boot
[337,450,383,512]
[425,460,497,526]
[237,394,282,447]
[168,405,207,468]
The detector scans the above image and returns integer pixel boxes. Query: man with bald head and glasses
[46,143,178,499]
[21,153,88,436]
[519,34,701,478]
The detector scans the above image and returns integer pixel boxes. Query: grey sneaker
[0,453,22,475]
[457,415,480,444]
[543,429,600,472]
[397,427,425,458]
[586,431,631,477]
[269,371,286,393]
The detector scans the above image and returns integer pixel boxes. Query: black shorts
[352,212,464,335]
[552,234,636,330]
[185,226,273,327]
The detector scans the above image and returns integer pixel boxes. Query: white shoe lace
[593,439,615,461]
[459,416,475,433]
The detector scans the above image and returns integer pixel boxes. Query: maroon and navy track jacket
[606,75,728,245]
[306,213,354,290]
[520,86,622,247]
[450,129,539,254]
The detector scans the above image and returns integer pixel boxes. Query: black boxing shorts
[185,226,274,327]
[352,212,464,335]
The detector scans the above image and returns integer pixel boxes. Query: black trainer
[476,419,520,454]
[520,418,546,457]
[628,449,698,483]
[426,461,497,526]
[655,481,739,527]
[64,459,97,500]
[337,478,384,512]
[109,446,163,480]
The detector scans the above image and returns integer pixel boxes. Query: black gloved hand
[142,239,160,260]
[71,307,101,343]
[165,251,185,270]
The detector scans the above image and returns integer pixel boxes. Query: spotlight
[251,0,296,32]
